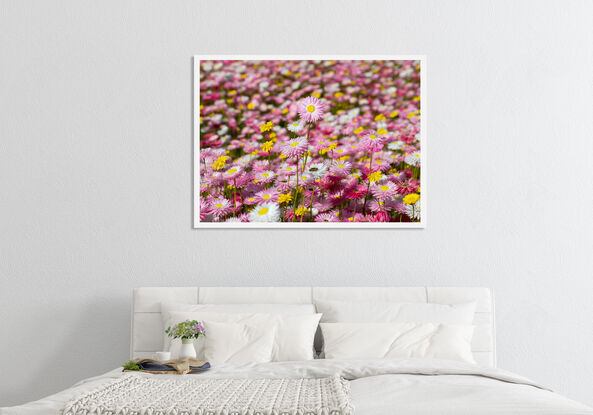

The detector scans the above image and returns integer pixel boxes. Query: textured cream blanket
[62,374,353,415]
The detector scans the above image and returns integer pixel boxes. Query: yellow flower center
[290,142,299,147]
[337,149,343,153]
[306,104,316,113]
[380,185,389,191]
[293,123,299,126]
[215,203,223,208]
[248,198,254,202]
[337,164,344,168]
[258,208,269,216]
[286,167,293,171]
[262,173,269,177]
[369,134,377,139]
[301,175,308,180]
[415,154,420,158]
[263,194,271,200]
[227,169,237,174]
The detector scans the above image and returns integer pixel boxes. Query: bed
[2,286,592,415]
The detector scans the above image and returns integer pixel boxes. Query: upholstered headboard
[131,287,496,366]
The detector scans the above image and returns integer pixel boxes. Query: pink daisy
[209,197,233,218]
[315,212,339,223]
[297,96,327,123]
[254,170,275,184]
[360,130,385,152]
[370,182,398,201]
[279,163,298,176]
[198,196,211,221]
[395,178,420,195]
[371,211,390,222]
[344,184,367,200]
[222,166,242,180]
[254,189,280,204]
[368,199,386,213]
[281,138,309,158]
[243,194,258,205]
[329,161,352,178]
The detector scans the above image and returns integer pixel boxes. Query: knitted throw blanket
[62,374,354,415]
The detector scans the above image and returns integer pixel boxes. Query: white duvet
[2,358,592,415]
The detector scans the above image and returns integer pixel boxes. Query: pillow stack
[316,299,477,364]
[161,302,321,365]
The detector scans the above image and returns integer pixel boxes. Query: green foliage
[122,360,140,371]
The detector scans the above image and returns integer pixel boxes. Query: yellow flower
[374,114,386,121]
[281,108,289,114]
[259,121,273,133]
[389,111,399,118]
[334,92,344,98]
[377,128,387,135]
[295,206,306,216]
[278,193,292,204]
[312,92,321,98]
[261,140,274,152]
[249,150,260,156]
[327,143,338,151]
[413,96,421,102]
[269,132,276,139]
[228,90,236,96]
[353,127,364,134]
[368,171,383,183]
[211,155,229,171]
[247,102,255,110]
[403,193,420,205]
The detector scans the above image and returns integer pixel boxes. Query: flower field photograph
[194,56,425,227]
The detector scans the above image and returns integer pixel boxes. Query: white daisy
[249,203,281,222]
[405,151,421,166]
[287,121,305,134]
[406,201,421,220]
[388,141,404,151]
[236,155,255,166]
[305,163,328,179]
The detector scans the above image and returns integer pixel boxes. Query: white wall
[1,0,593,407]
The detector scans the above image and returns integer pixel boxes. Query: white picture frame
[193,55,426,228]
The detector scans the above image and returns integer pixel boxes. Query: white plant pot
[179,339,196,359]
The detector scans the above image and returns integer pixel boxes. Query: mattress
[2,358,592,414]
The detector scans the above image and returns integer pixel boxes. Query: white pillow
[161,302,315,350]
[320,322,475,363]
[315,300,476,324]
[167,311,321,362]
[203,322,276,365]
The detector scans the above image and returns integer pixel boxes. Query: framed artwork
[194,55,425,228]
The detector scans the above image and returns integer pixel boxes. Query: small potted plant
[165,320,206,358]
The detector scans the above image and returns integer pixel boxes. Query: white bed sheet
[2,358,592,415]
